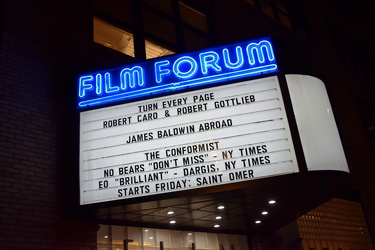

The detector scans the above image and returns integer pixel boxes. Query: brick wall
[0,1,97,249]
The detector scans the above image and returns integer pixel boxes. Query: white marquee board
[79,76,299,205]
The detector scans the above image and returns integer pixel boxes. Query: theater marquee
[78,37,304,205]
[79,76,299,205]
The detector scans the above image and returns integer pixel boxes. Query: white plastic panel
[285,74,349,172]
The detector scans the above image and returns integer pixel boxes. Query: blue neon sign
[78,37,278,108]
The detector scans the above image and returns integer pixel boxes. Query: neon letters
[78,37,277,108]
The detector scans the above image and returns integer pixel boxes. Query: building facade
[0,0,374,249]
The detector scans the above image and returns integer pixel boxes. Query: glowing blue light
[246,40,274,65]
[154,60,171,83]
[78,75,94,98]
[223,46,244,70]
[167,64,277,91]
[173,56,198,79]
[95,74,102,95]
[199,51,221,75]
[78,37,278,108]
[120,66,144,89]
[104,72,119,93]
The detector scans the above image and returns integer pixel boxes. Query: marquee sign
[78,37,278,108]
[79,76,299,205]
